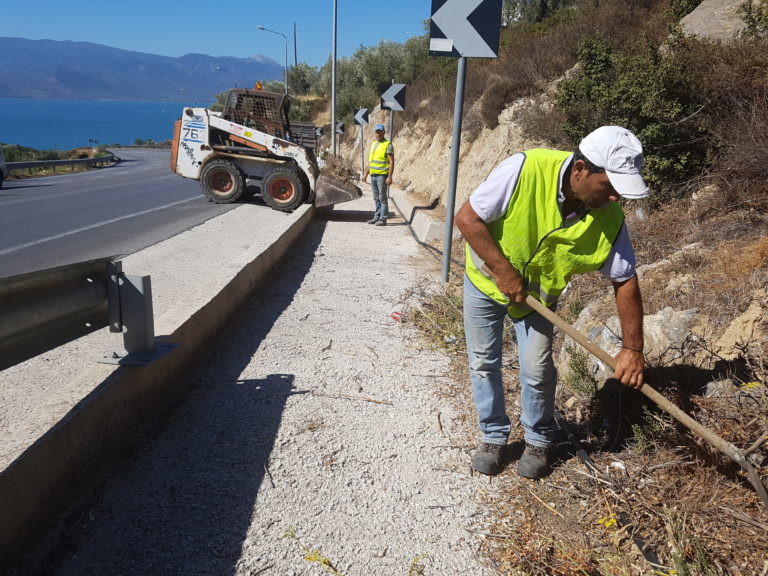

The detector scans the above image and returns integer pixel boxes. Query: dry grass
[622,200,768,329]
[407,0,675,133]
[319,153,359,186]
[406,281,768,575]
[403,201,768,575]
[397,10,768,569]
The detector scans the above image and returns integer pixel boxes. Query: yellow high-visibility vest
[368,140,392,175]
[465,149,624,318]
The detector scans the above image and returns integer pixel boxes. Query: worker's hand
[613,348,645,389]
[487,263,526,305]
[386,176,393,185]
[362,174,368,183]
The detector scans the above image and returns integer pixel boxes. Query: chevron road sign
[335,122,345,135]
[315,126,324,137]
[429,0,502,58]
[380,84,406,112]
[428,1,502,281]
[354,108,369,126]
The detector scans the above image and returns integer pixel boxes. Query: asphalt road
[0,148,245,278]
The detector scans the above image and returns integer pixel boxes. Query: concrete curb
[389,187,443,244]
[0,203,316,571]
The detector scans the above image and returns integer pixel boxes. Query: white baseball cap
[579,126,649,199]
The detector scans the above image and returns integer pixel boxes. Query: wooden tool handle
[523,295,768,506]
[479,263,767,504]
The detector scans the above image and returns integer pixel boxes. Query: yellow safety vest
[465,149,625,318]
[368,140,392,175]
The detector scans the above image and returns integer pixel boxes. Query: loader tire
[262,169,307,212]
[200,159,247,203]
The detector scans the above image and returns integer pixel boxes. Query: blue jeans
[370,174,389,221]
[463,275,557,448]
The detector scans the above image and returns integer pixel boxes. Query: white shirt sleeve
[599,223,637,282]
[469,153,525,223]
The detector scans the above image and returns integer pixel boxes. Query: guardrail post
[101,270,178,366]
[122,274,155,354]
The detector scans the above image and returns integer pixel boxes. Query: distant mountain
[0,37,283,103]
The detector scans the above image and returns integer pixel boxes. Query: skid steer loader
[170,89,361,212]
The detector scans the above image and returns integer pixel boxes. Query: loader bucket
[314,174,363,208]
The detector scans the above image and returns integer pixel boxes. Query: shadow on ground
[21,219,330,576]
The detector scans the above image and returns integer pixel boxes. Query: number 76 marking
[183,127,201,140]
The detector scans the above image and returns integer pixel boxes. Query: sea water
[0,98,195,150]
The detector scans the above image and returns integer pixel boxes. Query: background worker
[455,126,648,479]
[362,123,394,226]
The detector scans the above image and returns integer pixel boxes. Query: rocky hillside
[339,0,753,211]
[335,2,768,573]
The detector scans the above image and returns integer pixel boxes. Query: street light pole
[257,26,289,94]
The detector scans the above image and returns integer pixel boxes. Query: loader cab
[221,89,292,141]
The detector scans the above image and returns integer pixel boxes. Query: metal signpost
[380,83,406,138]
[429,0,503,282]
[354,108,370,177]
[331,0,338,156]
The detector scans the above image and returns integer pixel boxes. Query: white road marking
[0,197,200,256]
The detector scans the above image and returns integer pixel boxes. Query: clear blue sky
[3,0,431,68]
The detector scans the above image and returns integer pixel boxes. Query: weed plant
[562,344,598,399]
[407,284,465,354]
[319,153,359,186]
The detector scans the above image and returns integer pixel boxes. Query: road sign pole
[388,110,394,140]
[441,56,467,283]
[331,0,338,156]
[361,126,365,178]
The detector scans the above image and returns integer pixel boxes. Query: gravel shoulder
[40,195,496,575]
[0,202,299,471]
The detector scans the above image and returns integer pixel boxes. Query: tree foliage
[556,34,710,201]
[306,37,432,120]
[194,0,767,209]
[288,63,320,95]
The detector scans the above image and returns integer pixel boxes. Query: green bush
[262,80,285,93]
[480,79,517,129]
[739,0,768,36]
[669,0,704,18]
[555,34,710,201]
[1,144,60,162]
[288,98,313,122]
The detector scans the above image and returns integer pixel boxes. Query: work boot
[518,443,551,479]
[366,218,379,224]
[375,220,387,226]
[471,442,504,476]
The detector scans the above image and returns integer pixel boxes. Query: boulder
[558,306,698,383]
[680,0,749,40]
[715,288,768,360]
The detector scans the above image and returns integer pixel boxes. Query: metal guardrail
[7,153,117,173]
[291,122,318,150]
[0,257,175,371]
